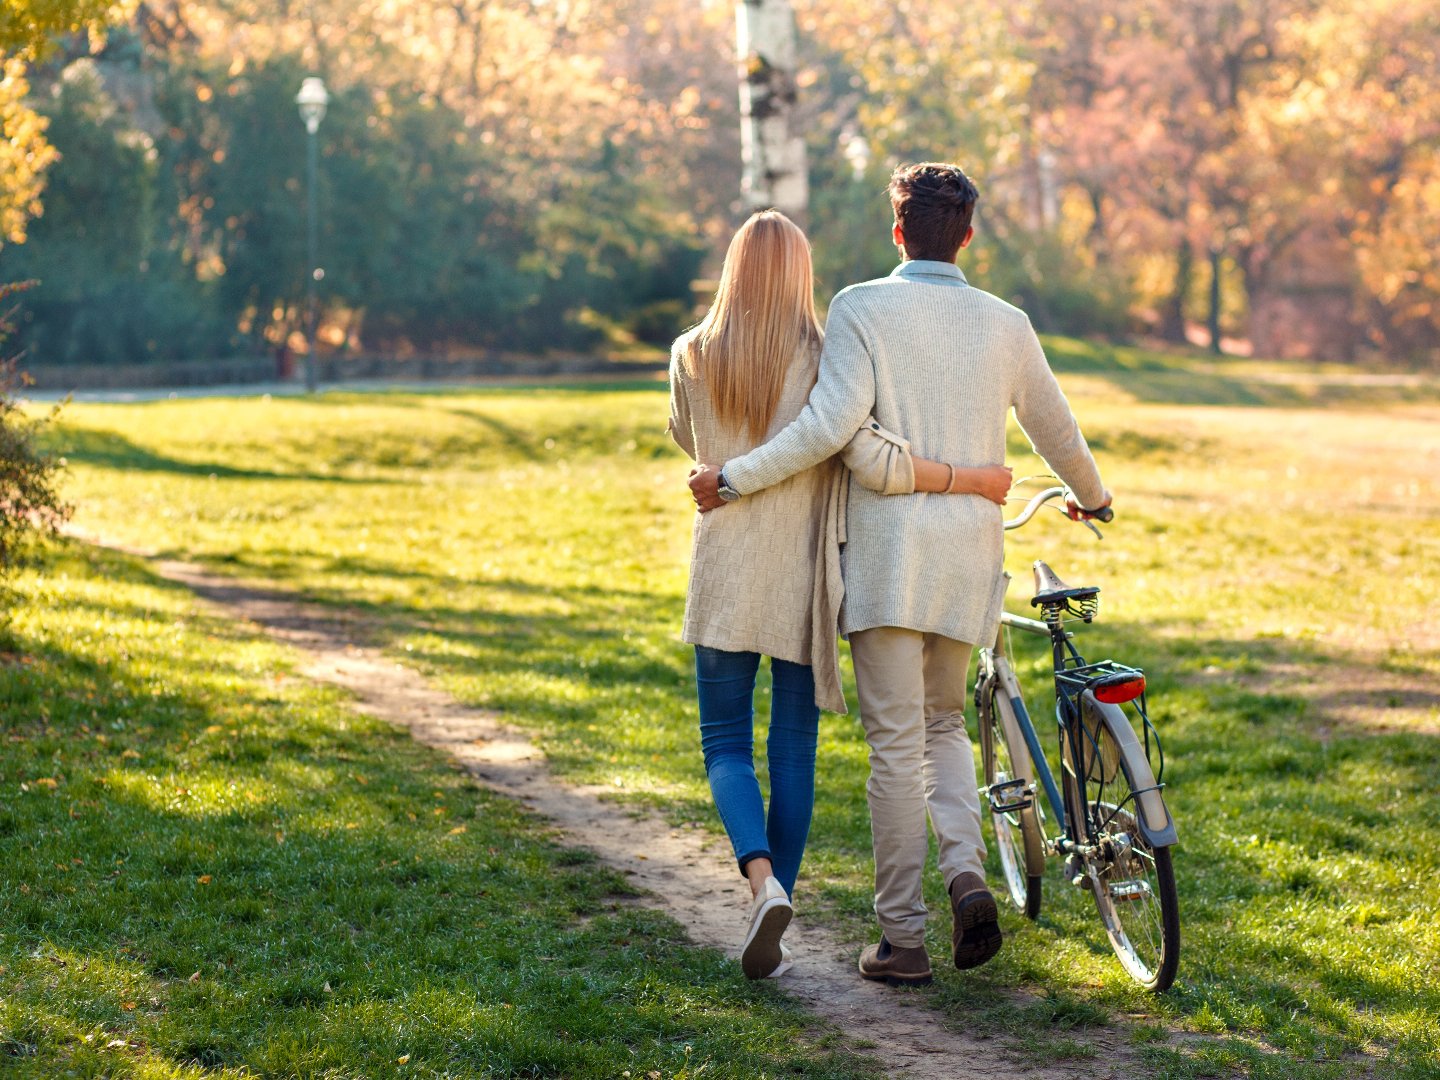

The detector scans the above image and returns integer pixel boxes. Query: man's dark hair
[887,162,979,262]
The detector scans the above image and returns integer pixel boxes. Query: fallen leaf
[121,749,141,760]
[398,1054,410,1065]
[196,875,212,885]
[121,1001,137,1011]
[188,971,201,983]
[447,826,466,835]
[323,981,333,993]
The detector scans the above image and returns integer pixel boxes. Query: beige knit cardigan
[722,261,1108,646]
[668,337,914,713]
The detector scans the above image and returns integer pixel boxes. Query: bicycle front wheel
[978,680,1044,919]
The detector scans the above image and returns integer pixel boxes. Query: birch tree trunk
[735,0,807,221]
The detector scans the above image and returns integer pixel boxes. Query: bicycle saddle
[1030,560,1100,608]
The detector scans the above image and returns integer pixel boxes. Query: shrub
[0,282,69,609]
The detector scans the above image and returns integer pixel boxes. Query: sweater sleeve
[721,297,877,495]
[1010,315,1109,509]
[841,418,915,495]
[666,349,697,461]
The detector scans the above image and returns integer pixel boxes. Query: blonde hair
[683,210,823,441]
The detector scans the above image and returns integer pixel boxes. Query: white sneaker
[766,943,795,980]
[740,876,792,979]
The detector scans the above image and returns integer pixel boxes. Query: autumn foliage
[1,0,1437,363]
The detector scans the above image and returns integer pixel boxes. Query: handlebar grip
[1094,506,1114,523]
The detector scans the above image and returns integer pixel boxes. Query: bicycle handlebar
[1003,487,1113,531]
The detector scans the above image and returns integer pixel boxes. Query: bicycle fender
[1080,692,1179,849]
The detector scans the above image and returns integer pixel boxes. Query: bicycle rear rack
[1055,660,1165,786]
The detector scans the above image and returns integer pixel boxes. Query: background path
[143,551,1144,1080]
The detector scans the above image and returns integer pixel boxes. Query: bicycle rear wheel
[1066,713,1180,991]
[978,679,1044,919]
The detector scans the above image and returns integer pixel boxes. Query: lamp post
[295,76,329,392]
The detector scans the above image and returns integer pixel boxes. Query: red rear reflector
[1095,677,1146,704]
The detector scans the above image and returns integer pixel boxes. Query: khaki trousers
[850,626,986,948]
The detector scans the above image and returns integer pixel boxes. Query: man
[689,162,1111,986]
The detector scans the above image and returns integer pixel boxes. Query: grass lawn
[22,339,1440,1078]
[0,544,882,1077]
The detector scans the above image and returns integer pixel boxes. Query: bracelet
[943,463,955,493]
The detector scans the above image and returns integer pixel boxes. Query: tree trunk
[1208,247,1223,354]
[735,0,807,221]
[1159,239,1192,343]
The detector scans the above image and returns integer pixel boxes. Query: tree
[0,59,57,244]
[0,0,135,244]
[737,0,807,218]
[0,1,129,56]
[0,56,232,363]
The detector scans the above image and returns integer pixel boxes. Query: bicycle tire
[978,678,1044,919]
[1065,713,1180,992]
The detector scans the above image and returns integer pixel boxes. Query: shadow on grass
[55,425,406,485]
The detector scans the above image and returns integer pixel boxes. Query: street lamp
[296,76,329,392]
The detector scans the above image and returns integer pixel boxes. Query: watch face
[719,486,740,502]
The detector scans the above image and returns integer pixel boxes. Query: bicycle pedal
[985,778,1032,814]
[1107,879,1151,903]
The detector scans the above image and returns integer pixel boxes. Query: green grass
[24,347,1440,1078]
[0,545,880,1078]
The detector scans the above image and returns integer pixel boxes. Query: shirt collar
[891,260,968,284]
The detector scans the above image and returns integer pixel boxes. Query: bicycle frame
[982,611,1070,839]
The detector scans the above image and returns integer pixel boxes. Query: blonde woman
[667,210,1010,980]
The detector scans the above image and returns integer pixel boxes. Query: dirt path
[144,553,1144,1080]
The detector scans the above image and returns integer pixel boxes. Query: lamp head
[296,76,329,134]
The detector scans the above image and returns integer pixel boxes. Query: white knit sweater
[722,261,1109,645]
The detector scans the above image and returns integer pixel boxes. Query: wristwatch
[717,469,741,502]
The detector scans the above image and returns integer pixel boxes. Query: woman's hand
[955,464,1013,505]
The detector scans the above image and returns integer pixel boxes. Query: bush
[0,282,69,608]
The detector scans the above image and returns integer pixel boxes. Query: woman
[667,210,1010,979]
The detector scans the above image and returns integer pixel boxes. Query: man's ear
[958,225,975,250]
[892,221,905,249]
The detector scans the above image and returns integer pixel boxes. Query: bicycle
[972,485,1180,992]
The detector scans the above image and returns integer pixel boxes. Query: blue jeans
[694,645,820,899]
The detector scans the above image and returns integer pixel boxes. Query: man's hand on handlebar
[1065,491,1114,522]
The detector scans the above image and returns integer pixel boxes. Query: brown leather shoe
[949,871,1003,970]
[857,936,933,987]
